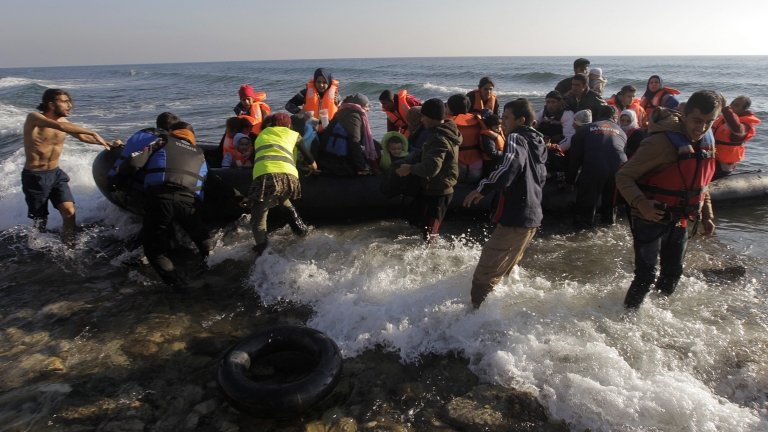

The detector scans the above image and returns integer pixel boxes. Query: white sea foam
[422,82,546,98]
[0,143,138,237]
[240,223,768,431]
[0,102,27,137]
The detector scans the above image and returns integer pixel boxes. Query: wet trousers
[574,174,617,230]
[250,194,293,245]
[407,193,453,243]
[471,225,538,307]
[143,193,212,285]
[623,217,688,309]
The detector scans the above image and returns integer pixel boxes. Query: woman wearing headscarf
[619,109,645,158]
[249,113,318,256]
[639,75,680,115]
[315,93,377,176]
[285,68,341,130]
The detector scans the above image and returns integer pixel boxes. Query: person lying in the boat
[479,111,504,175]
[607,85,646,130]
[379,89,422,137]
[639,75,680,115]
[250,113,317,257]
[379,132,409,171]
[315,93,377,176]
[234,84,270,134]
[222,133,254,169]
[285,68,341,131]
[566,105,627,230]
[712,94,761,178]
[467,76,499,115]
[619,109,645,158]
[407,107,430,155]
[445,94,482,183]
[396,98,461,244]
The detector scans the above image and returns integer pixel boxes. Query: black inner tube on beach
[217,325,343,418]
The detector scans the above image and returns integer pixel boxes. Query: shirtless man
[22,89,121,246]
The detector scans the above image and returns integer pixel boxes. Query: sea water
[1,56,767,431]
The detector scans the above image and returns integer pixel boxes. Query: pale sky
[1,0,766,68]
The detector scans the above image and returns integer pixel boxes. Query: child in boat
[234,85,270,134]
[379,132,409,171]
[222,133,254,168]
[479,112,504,174]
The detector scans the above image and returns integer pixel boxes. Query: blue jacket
[478,125,547,227]
[566,120,627,185]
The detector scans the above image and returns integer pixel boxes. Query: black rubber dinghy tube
[217,325,343,418]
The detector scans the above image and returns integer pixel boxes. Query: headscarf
[313,68,333,89]
[273,113,292,128]
[447,94,470,115]
[643,75,662,101]
[573,109,592,126]
[338,102,377,161]
[619,109,639,133]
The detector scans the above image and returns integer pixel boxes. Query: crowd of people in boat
[20,57,761,310]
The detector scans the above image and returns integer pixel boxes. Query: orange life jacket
[468,89,497,113]
[449,113,483,167]
[384,90,412,137]
[244,93,271,134]
[637,130,716,222]
[478,120,504,161]
[639,87,680,112]
[711,112,761,164]
[607,96,647,128]
[303,79,339,130]
[221,133,253,167]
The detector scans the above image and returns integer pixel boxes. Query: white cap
[589,68,603,77]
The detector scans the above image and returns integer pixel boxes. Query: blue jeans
[624,217,689,309]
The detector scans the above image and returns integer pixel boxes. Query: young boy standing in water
[22,89,121,246]
[464,99,548,308]
[616,91,720,310]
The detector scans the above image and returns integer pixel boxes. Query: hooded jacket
[405,120,462,195]
[477,125,548,227]
[615,108,713,222]
[566,119,627,185]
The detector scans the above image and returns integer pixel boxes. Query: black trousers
[143,193,212,285]
[574,174,617,230]
[407,192,453,242]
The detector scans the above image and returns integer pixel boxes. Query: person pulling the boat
[250,113,318,257]
[111,122,246,289]
[285,68,340,131]
[567,105,627,230]
[23,89,121,247]
[711,94,761,178]
[616,90,720,310]
[464,98,547,308]
[396,98,461,244]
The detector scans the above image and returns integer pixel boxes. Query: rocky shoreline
[0,242,570,431]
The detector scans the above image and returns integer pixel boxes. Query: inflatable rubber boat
[92,144,768,221]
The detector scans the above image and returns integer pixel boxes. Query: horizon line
[2,54,767,71]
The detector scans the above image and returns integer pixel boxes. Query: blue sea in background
[1,57,767,430]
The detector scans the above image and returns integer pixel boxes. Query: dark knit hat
[421,98,445,121]
[546,90,562,101]
[447,94,470,115]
